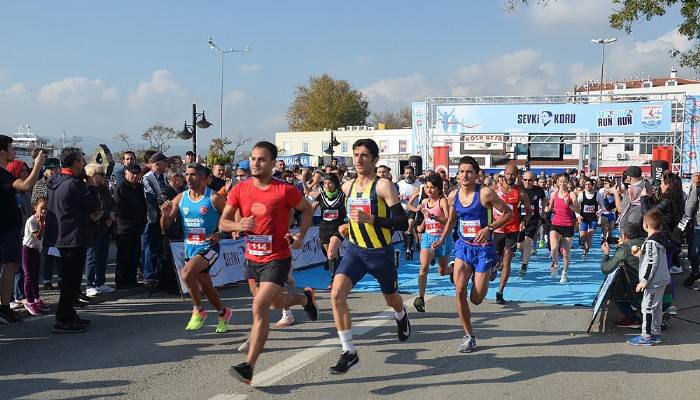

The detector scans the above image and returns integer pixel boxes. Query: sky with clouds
[0,0,695,154]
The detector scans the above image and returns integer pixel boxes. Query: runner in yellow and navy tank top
[330,138,411,375]
[437,156,513,354]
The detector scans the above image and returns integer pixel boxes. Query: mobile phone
[606,236,620,245]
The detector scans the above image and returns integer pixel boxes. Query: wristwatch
[487,225,495,232]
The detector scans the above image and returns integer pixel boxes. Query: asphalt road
[1,278,699,400]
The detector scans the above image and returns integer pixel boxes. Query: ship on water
[3,124,58,163]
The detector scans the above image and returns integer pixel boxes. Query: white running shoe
[86,287,100,297]
[275,309,295,327]
[458,335,477,353]
[97,284,115,293]
[9,300,24,310]
[559,270,569,284]
[669,266,684,275]
[237,339,249,353]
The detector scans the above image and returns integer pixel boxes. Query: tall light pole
[177,104,212,156]
[208,36,251,142]
[591,38,617,95]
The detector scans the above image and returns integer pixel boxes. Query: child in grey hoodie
[628,209,671,346]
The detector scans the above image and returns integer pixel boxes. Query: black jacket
[86,184,116,240]
[45,173,99,249]
[113,181,147,235]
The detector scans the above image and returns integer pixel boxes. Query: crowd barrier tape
[170,226,402,290]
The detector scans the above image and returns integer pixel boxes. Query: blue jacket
[44,173,99,249]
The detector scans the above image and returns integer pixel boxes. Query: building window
[302,142,309,153]
[321,141,329,153]
[563,135,575,155]
[666,80,677,87]
[341,141,348,153]
[624,134,634,152]
[615,83,626,90]
[283,142,291,154]
[642,81,653,88]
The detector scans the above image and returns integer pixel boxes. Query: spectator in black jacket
[45,147,99,333]
[113,164,147,289]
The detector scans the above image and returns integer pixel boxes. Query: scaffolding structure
[422,92,688,174]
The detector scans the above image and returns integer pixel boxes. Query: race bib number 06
[460,220,481,239]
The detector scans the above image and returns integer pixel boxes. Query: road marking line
[252,294,433,387]
[208,395,248,400]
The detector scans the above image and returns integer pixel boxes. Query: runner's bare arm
[569,192,581,213]
[219,203,253,233]
[159,193,182,231]
[482,186,513,230]
[437,191,457,243]
[407,187,422,212]
[520,191,532,219]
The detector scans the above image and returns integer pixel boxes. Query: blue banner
[435,101,673,134]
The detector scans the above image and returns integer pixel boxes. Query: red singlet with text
[494,186,520,234]
[226,178,303,263]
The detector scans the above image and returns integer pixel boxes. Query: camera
[606,236,620,245]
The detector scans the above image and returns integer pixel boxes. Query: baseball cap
[625,166,642,178]
[237,160,250,171]
[149,152,169,163]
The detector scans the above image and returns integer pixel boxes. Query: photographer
[600,223,646,329]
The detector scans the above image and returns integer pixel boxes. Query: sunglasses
[522,178,533,181]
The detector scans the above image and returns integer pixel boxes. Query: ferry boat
[3,125,57,163]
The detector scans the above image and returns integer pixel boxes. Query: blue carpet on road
[294,233,610,307]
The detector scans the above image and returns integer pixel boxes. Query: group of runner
[164,138,617,384]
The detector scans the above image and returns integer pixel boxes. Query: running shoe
[303,288,318,321]
[36,299,50,311]
[237,338,249,353]
[330,351,359,374]
[651,335,663,344]
[216,307,232,333]
[489,262,499,282]
[85,287,99,298]
[25,302,42,316]
[396,308,411,341]
[518,264,527,278]
[539,239,546,249]
[495,292,506,305]
[10,300,24,310]
[559,270,569,284]
[276,309,295,327]
[413,297,425,313]
[666,305,678,315]
[185,309,208,331]
[669,266,684,274]
[97,284,115,293]
[458,335,477,353]
[626,335,654,346]
[52,321,87,334]
[550,262,558,278]
[531,247,537,255]
[230,362,253,384]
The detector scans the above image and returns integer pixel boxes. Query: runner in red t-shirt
[219,141,318,385]
[491,163,530,305]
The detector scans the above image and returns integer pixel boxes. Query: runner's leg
[247,282,282,368]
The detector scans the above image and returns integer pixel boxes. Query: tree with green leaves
[287,74,370,131]
[142,124,177,153]
[206,135,251,166]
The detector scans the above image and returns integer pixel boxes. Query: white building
[275,126,413,167]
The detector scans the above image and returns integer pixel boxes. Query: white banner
[170,226,401,290]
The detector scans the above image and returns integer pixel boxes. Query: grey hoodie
[638,233,671,289]
[677,184,700,231]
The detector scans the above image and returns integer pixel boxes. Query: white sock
[282,308,292,318]
[394,307,406,320]
[338,329,355,353]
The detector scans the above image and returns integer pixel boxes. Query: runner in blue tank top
[160,164,232,334]
[437,156,513,353]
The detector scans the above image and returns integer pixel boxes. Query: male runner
[220,141,318,384]
[518,171,546,277]
[492,163,530,304]
[397,165,420,260]
[438,156,512,352]
[577,179,600,257]
[329,138,410,374]
[160,164,232,333]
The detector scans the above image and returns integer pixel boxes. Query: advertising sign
[434,101,673,134]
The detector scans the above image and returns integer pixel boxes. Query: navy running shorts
[454,239,497,274]
[335,243,398,294]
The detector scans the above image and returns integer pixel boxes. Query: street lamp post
[178,103,212,156]
[208,36,251,142]
[591,38,617,95]
[324,130,341,163]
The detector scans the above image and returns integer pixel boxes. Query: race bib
[247,235,272,256]
[583,205,596,214]
[323,209,339,221]
[186,227,207,244]
[425,220,442,234]
[460,220,481,239]
[349,197,371,215]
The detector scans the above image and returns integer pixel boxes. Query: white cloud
[362,74,434,110]
[239,64,262,73]
[2,83,29,96]
[634,29,693,55]
[223,90,247,107]
[37,77,118,107]
[527,0,613,28]
[127,69,183,109]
